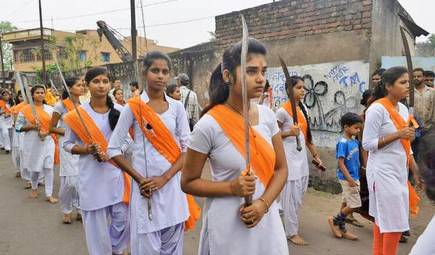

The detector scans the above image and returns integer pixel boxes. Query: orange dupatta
[63,106,131,205]
[62,99,75,112]
[207,104,276,187]
[11,102,26,116]
[282,101,308,142]
[0,100,11,115]
[376,97,420,216]
[128,97,201,231]
[21,104,60,164]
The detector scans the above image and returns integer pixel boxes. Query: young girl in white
[15,85,58,203]
[276,76,324,245]
[63,67,130,255]
[50,76,84,224]
[108,51,193,255]
[181,38,289,255]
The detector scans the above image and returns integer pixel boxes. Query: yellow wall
[5,28,179,72]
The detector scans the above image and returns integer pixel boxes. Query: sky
[1,0,434,49]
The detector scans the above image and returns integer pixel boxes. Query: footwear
[47,197,58,204]
[76,213,82,222]
[399,234,408,243]
[30,190,38,198]
[62,214,72,224]
[15,172,21,178]
[342,230,359,240]
[288,235,308,246]
[5,150,10,154]
[24,182,32,189]
[328,217,343,238]
[402,230,410,236]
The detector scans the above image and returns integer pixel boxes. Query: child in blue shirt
[328,112,363,240]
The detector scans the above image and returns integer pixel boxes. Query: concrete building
[170,0,429,192]
[2,27,178,72]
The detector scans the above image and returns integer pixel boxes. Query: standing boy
[328,112,363,240]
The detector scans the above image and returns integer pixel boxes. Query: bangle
[258,198,270,213]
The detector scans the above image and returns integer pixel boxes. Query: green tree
[0,21,17,70]
[428,34,435,47]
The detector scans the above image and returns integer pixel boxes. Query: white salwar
[276,107,310,237]
[362,102,410,233]
[53,102,80,214]
[189,105,289,255]
[15,105,55,196]
[108,92,189,255]
[63,103,129,255]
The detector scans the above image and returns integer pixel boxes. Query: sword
[132,58,152,220]
[400,26,415,119]
[52,54,102,162]
[49,78,60,96]
[17,72,43,140]
[279,57,303,152]
[240,15,253,206]
[15,72,28,104]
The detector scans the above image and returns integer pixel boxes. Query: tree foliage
[0,21,17,70]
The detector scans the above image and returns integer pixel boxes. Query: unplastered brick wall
[215,0,372,49]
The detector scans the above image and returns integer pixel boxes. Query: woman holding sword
[15,85,58,203]
[63,67,130,255]
[276,75,325,246]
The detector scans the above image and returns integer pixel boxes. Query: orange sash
[63,106,131,205]
[21,104,60,164]
[128,97,201,231]
[0,100,11,115]
[11,102,26,115]
[376,97,420,216]
[208,104,276,187]
[282,101,308,142]
[62,99,74,112]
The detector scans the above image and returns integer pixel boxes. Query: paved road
[0,152,432,255]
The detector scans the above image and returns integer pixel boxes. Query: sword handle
[296,135,302,152]
[244,170,253,206]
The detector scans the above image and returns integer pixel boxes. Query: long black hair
[62,76,81,100]
[84,67,120,130]
[285,76,313,144]
[372,66,408,101]
[202,38,267,116]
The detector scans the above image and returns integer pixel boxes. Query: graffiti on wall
[265,60,369,132]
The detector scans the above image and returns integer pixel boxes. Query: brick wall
[215,0,372,49]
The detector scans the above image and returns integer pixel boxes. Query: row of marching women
[4,35,433,255]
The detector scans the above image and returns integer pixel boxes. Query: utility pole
[130,0,137,62]
[39,0,47,85]
[0,35,5,88]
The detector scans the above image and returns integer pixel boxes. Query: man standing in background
[176,73,200,131]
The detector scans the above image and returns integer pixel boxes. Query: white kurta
[15,105,55,173]
[108,92,190,235]
[189,105,289,255]
[275,107,309,180]
[0,104,13,151]
[409,215,435,255]
[362,102,409,233]
[63,103,125,211]
[53,102,80,177]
